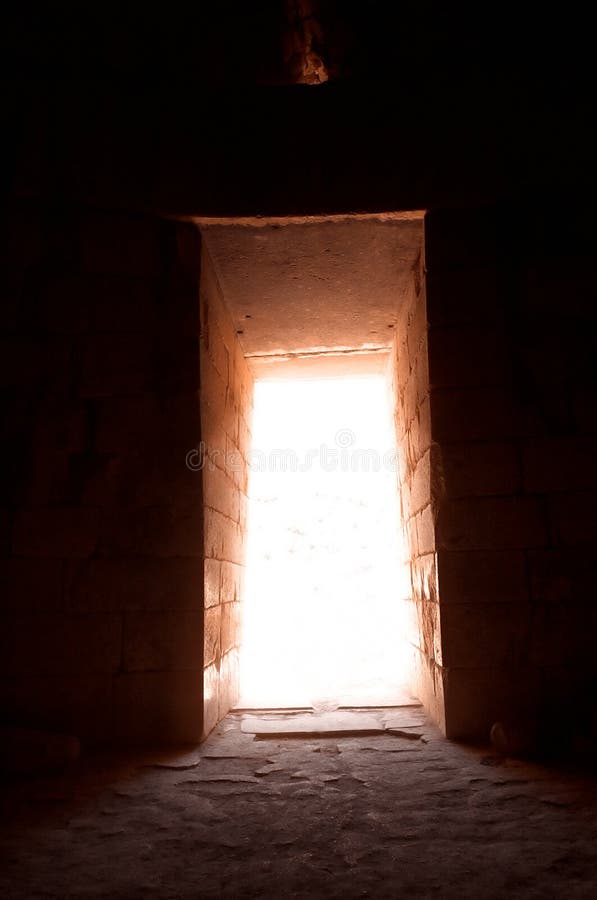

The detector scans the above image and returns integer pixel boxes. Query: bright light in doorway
[239,375,411,709]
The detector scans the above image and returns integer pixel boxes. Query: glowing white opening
[239,375,411,708]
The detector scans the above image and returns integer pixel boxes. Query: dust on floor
[2,709,597,899]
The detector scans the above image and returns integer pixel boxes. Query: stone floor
[2,709,597,899]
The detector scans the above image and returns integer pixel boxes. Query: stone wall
[1,201,205,744]
[388,248,445,730]
[199,244,253,738]
[426,206,597,740]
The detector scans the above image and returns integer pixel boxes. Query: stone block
[203,558,221,609]
[0,507,12,556]
[436,496,548,550]
[220,561,242,605]
[158,274,201,339]
[0,558,64,612]
[95,391,201,454]
[444,665,542,741]
[119,449,202,509]
[0,674,113,744]
[415,505,435,556]
[0,613,122,675]
[204,508,244,564]
[218,649,239,722]
[37,274,91,333]
[21,448,69,505]
[66,557,203,612]
[88,275,157,332]
[79,333,153,397]
[430,386,516,442]
[440,602,532,668]
[527,547,596,604]
[440,441,521,497]
[202,663,219,739]
[530,603,596,667]
[154,335,200,393]
[396,333,410,389]
[437,549,527,604]
[123,610,202,671]
[113,669,203,744]
[65,454,125,508]
[523,437,597,493]
[12,507,99,558]
[409,449,431,515]
[425,208,499,270]
[203,464,241,522]
[549,493,597,546]
[410,552,438,604]
[221,601,242,655]
[411,599,442,663]
[34,401,89,453]
[0,338,46,387]
[428,327,513,388]
[3,203,44,266]
[175,221,202,275]
[425,265,504,327]
[81,211,163,277]
[98,506,203,558]
[200,354,227,413]
[203,319,230,384]
[200,404,228,470]
[203,605,221,667]
[409,646,446,734]
[402,367,419,430]
[406,291,428,365]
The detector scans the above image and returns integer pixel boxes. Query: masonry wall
[426,205,597,740]
[199,244,254,738]
[1,201,205,744]
[388,249,445,730]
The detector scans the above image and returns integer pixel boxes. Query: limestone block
[425,208,499,270]
[440,441,521,498]
[95,391,201,454]
[0,674,113,744]
[124,610,203,672]
[203,464,240,522]
[430,387,515,442]
[80,211,163,277]
[436,496,548,550]
[220,561,242,605]
[113,669,203,743]
[98,506,203,558]
[217,649,239,722]
[12,507,99,558]
[428,327,513,388]
[440,602,533,668]
[203,605,221,668]
[0,613,122,675]
[66,557,204,612]
[549,493,596,546]
[425,265,503,327]
[79,333,153,397]
[0,558,64,612]
[437,549,527,604]
[523,437,597,493]
[220,601,241,655]
[88,274,157,333]
[204,558,221,608]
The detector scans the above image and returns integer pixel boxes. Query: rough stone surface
[200,244,254,737]
[0,212,204,744]
[2,710,596,899]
